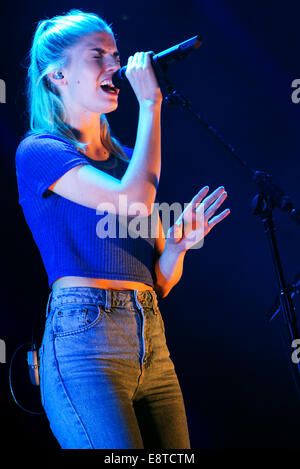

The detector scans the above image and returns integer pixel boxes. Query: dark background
[1,0,300,450]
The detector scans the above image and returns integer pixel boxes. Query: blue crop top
[15,133,156,288]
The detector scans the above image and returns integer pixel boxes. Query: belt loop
[134,290,143,312]
[105,289,111,312]
[45,291,53,318]
[151,291,158,315]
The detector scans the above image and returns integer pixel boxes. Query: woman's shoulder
[16,131,79,162]
[17,132,132,156]
[15,131,86,179]
[17,131,74,152]
[15,131,133,173]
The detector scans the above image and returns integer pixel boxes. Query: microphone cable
[8,341,44,415]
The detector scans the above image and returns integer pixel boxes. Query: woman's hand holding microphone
[125,51,163,107]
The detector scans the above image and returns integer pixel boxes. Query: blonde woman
[15,10,230,449]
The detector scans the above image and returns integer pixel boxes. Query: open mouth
[99,80,119,95]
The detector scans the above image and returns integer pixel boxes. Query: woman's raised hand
[166,186,231,253]
[125,51,163,106]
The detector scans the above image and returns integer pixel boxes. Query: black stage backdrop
[1,0,300,450]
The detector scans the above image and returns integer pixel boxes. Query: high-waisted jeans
[39,287,190,449]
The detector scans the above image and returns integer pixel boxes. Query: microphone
[112,35,202,89]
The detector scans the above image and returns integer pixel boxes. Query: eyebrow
[90,47,120,57]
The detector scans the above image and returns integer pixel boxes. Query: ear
[47,71,68,87]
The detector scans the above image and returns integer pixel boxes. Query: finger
[145,51,155,60]
[175,186,210,227]
[144,52,154,72]
[184,186,210,217]
[130,52,142,69]
[207,208,231,230]
[173,222,183,240]
[143,52,160,85]
[126,54,138,75]
[192,186,210,206]
[203,186,225,212]
[125,56,133,74]
[136,52,144,68]
[205,191,228,219]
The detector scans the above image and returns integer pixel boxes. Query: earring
[53,71,64,79]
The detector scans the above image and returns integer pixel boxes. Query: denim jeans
[39,287,190,449]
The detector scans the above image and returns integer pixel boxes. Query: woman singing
[15,10,230,449]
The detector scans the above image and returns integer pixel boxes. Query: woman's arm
[121,99,161,212]
[153,216,186,298]
[49,52,162,214]
[154,186,231,298]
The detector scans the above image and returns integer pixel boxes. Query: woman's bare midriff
[52,276,154,292]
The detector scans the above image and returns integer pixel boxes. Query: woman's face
[58,31,121,117]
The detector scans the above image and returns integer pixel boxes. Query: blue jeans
[39,287,190,449]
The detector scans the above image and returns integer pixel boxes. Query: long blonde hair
[26,9,127,160]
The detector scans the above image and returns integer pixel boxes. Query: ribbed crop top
[15,133,156,288]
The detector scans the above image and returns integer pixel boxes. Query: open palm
[166,186,230,252]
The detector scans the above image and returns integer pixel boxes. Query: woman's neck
[68,110,109,161]
[84,145,110,161]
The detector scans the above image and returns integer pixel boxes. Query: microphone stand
[156,68,300,399]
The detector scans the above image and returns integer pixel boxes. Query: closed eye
[94,55,120,63]
[91,48,120,62]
